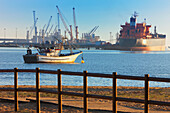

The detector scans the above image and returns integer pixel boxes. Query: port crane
[42,24,46,30]
[29,18,38,36]
[89,26,99,36]
[56,6,74,52]
[53,25,58,34]
[56,6,72,38]
[33,11,38,43]
[45,16,52,34]
[73,7,78,40]
[26,11,38,43]
[48,24,53,35]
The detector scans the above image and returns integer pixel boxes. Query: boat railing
[0,68,170,113]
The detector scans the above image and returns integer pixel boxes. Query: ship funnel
[130,16,136,28]
[130,12,138,28]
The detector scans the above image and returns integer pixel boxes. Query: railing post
[83,71,88,113]
[14,68,18,111]
[113,72,117,113]
[36,68,40,113]
[58,69,62,113]
[145,74,149,113]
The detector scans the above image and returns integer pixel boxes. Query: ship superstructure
[118,12,166,51]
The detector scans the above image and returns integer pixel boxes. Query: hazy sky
[0,0,170,45]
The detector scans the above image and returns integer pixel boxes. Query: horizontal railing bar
[87,94,112,100]
[87,73,113,78]
[149,77,170,83]
[117,97,144,103]
[61,71,83,76]
[18,69,36,73]
[18,88,36,92]
[40,89,58,94]
[0,88,14,91]
[61,91,84,97]
[149,100,170,106]
[0,69,14,72]
[117,75,145,81]
[39,70,58,74]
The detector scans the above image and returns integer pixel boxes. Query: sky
[0,0,170,45]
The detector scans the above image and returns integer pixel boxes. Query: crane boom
[53,25,58,33]
[56,6,71,36]
[89,26,99,35]
[48,24,53,34]
[43,24,46,30]
[45,16,52,34]
[91,26,99,34]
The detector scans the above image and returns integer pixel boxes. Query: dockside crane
[56,6,73,52]
[53,25,58,34]
[45,16,52,34]
[73,7,78,40]
[48,24,54,35]
[89,26,99,36]
[26,14,38,43]
[43,24,46,30]
[29,18,38,36]
[33,11,38,43]
[56,6,72,38]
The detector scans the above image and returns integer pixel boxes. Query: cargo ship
[115,12,166,51]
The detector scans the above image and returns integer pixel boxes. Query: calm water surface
[0,47,170,87]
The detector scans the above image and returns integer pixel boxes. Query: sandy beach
[0,85,169,113]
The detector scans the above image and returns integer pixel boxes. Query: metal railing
[0,68,170,113]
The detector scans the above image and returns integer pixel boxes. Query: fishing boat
[23,47,82,63]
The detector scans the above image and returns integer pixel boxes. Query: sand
[0,85,169,113]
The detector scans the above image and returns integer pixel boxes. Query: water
[0,47,170,87]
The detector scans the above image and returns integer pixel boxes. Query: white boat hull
[23,52,82,63]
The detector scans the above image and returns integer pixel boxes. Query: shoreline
[0,85,170,112]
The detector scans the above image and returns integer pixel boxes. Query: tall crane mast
[33,11,38,43]
[73,7,78,40]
